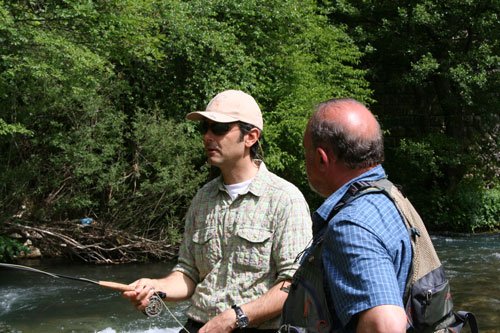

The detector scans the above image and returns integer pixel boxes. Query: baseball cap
[186,90,263,130]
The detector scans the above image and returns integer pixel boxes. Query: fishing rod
[0,262,166,318]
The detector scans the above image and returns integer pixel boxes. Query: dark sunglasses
[199,121,238,136]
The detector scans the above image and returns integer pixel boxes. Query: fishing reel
[144,291,166,317]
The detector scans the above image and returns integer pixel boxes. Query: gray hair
[309,98,384,169]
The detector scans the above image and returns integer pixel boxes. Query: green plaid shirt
[173,162,312,328]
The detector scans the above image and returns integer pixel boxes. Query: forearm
[241,279,291,326]
[356,305,407,333]
[151,270,197,301]
[198,279,291,333]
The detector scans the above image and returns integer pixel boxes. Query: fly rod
[0,262,165,317]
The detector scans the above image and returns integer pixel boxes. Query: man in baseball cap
[124,90,312,333]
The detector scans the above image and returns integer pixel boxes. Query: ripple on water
[0,289,44,315]
[0,285,65,313]
[0,292,17,315]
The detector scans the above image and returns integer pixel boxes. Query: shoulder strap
[456,311,479,333]
[367,179,441,290]
[328,178,441,302]
[324,180,382,222]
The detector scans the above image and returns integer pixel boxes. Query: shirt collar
[215,160,268,197]
[313,165,387,227]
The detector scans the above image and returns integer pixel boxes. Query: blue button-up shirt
[313,165,412,331]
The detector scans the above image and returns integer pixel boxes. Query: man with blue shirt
[280,98,411,333]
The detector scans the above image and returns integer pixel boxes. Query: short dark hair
[237,121,263,160]
[309,98,384,169]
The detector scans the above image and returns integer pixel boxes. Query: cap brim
[186,111,240,123]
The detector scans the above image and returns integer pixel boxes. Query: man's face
[201,120,245,168]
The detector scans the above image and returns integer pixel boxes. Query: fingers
[122,278,157,311]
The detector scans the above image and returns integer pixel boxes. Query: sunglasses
[199,121,238,136]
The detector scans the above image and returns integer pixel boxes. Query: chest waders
[280,178,479,333]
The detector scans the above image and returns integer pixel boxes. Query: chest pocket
[192,227,220,277]
[234,227,273,272]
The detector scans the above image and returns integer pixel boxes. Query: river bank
[1,220,179,264]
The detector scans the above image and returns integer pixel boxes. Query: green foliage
[3,0,492,238]
[392,134,499,232]
[417,179,500,233]
[322,0,499,231]
[0,118,32,136]
[106,111,207,238]
[0,236,27,262]
[0,2,126,220]
[0,0,370,239]
[447,180,500,232]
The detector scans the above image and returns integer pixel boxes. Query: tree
[0,0,371,246]
[322,0,499,231]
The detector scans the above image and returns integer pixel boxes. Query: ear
[316,147,330,170]
[244,128,260,148]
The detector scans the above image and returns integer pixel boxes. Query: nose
[203,130,215,143]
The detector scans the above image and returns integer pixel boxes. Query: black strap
[456,311,479,333]
[324,180,385,223]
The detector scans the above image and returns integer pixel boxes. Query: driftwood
[1,220,178,264]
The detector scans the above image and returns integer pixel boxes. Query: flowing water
[0,234,498,333]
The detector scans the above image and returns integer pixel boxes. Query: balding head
[307,98,384,169]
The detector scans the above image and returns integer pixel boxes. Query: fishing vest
[279,178,478,333]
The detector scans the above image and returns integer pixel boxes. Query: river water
[0,234,498,333]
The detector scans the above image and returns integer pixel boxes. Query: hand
[198,308,237,333]
[122,278,157,312]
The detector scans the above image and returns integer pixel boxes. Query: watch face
[237,316,249,327]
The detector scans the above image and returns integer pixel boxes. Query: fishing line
[0,262,182,325]
[151,290,190,333]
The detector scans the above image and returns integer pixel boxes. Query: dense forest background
[1,0,498,259]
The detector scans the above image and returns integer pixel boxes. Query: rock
[14,239,43,259]
[25,247,42,258]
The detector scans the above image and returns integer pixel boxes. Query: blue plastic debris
[80,217,93,225]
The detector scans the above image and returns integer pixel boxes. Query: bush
[389,134,499,232]
[104,111,208,240]
[0,236,27,262]
[448,180,500,232]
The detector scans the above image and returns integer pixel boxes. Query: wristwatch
[232,304,249,328]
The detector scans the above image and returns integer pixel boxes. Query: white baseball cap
[186,90,263,130]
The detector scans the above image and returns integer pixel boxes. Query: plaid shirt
[173,162,312,328]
